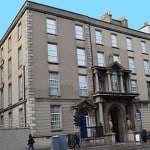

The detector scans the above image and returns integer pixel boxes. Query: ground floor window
[50,105,61,129]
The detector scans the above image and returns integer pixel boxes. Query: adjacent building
[0,1,150,143]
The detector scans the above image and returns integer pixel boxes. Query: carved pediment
[72,99,96,109]
[107,61,125,71]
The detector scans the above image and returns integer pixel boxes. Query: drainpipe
[88,23,98,127]
[23,65,27,127]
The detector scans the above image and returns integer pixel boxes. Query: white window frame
[8,84,12,105]
[75,25,84,40]
[18,76,23,99]
[95,30,103,44]
[126,38,132,50]
[8,36,12,52]
[0,90,3,109]
[19,108,24,128]
[147,81,150,98]
[79,75,88,96]
[8,111,13,128]
[8,58,12,77]
[144,60,150,75]
[97,52,105,66]
[18,22,22,39]
[77,48,86,66]
[0,115,4,128]
[46,18,57,34]
[113,54,120,63]
[141,41,147,54]
[50,105,61,129]
[48,43,58,63]
[49,72,59,96]
[18,46,22,67]
[130,80,137,92]
[128,57,136,73]
[111,34,118,47]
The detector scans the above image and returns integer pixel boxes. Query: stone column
[98,100,104,125]
[107,70,112,92]
[119,72,125,93]
[94,69,100,93]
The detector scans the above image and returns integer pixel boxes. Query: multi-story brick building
[0,1,150,143]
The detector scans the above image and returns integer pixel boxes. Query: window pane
[144,60,150,75]
[47,19,56,34]
[97,52,104,66]
[113,55,120,63]
[79,75,88,96]
[126,38,132,50]
[95,30,102,44]
[111,34,117,47]
[77,48,86,66]
[141,41,147,53]
[50,105,61,129]
[131,80,137,92]
[75,25,83,39]
[147,82,150,98]
[129,57,136,73]
[49,72,59,95]
[48,43,58,63]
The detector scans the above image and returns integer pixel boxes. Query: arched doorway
[108,105,124,142]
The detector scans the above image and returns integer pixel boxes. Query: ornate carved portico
[92,62,139,142]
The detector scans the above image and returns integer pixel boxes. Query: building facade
[0,1,150,143]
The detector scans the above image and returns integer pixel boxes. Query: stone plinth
[104,133,116,144]
[126,130,135,142]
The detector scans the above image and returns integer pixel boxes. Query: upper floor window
[0,115,4,128]
[8,83,12,105]
[50,105,61,129]
[48,43,58,63]
[97,52,105,67]
[0,90,4,109]
[8,58,12,78]
[141,41,147,54]
[113,54,120,63]
[8,111,13,128]
[147,81,150,98]
[18,75,23,99]
[18,46,22,67]
[126,38,132,51]
[0,48,3,60]
[19,108,24,128]
[128,57,136,73]
[18,22,22,39]
[49,72,59,96]
[47,18,57,34]
[111,71,119,91]
[144,60,150,75]
[0,69,4,84]
[95,30,103,44]
[75,25,84,40]
[78,75,88,96]
[130,80,137,92]
[8,36,12,52]
[111,34,118,47]
[77,48,86,66]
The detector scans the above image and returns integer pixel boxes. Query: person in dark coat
[73,133,80,149]
[27,134,35,150]
[141,129,147,142]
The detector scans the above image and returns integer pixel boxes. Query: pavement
[68,141,150,150]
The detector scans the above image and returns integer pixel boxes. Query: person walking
[27,134,35,150]
[73,133,80,149]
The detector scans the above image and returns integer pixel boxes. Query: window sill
[112,46,119,49]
